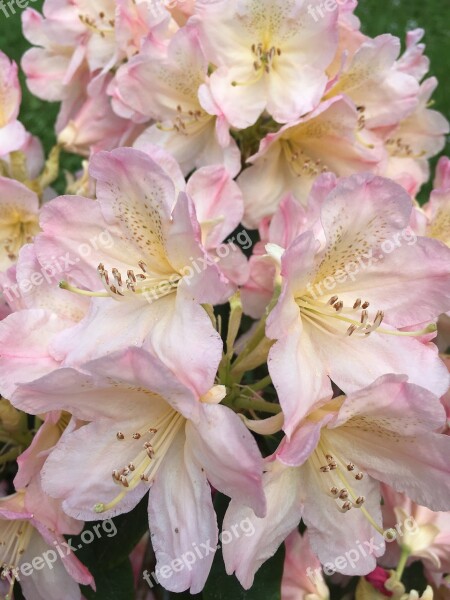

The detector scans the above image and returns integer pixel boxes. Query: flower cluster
[0,0,449,599]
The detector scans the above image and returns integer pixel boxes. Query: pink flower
[0,52,27,155]
[381,78,449,197]
[56,73,142,156]
[33,147,235,389]
[238,96,384,228]
[396,29,430,81]
[266,173,450,435]
[381,484,450,589]
[115,26,240,176]
[0,415,94,600]
[282,530,329,600]
[326,34,420,130]
[0,244,90,399]
[223,375,450,588]
[193,0,338,126]
[11,347,266,594]
[0,178,40,272]
[241,174,337,318]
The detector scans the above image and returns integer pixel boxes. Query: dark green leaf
[81,557,134,600]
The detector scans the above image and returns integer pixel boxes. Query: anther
[334,301,343,312]
[362,301,370,309]
[328,296,338,306]
[353,298,361,309]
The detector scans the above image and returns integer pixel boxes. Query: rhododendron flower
[193,0,338,127]
[0,244,89,399]
[241,174,338,318]
[382,78,449,196]
[0,414,93,600]
[0,52,27,155]
[238,96,384,228]
[325,34,420,130]
[381,484,450,590]
[21,0,170,101]
[282,530,329,600]
[34,147,235,383]
[396,29,430,81]
[115,27,240,176]
[266,173,450,432]
[223,375,450,588]
[57,73,142,156]
[0,179,40,272]
[10,347,266,594]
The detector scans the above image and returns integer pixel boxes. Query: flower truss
[0,1,449,599]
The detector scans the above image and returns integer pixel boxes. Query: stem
[232,395,281,415]
[247,376,272,392]
[396,545,411,581]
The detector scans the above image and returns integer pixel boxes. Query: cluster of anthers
[0,520,33,598]
[385,136,426,159]
[297,294,385,337]
[232,42,282,87]
[100,261,181,301]
[78,11,115,38]
[283,140,330,178]
[157,105,207,136]
[250,42,282,74]
[94,411,185,514]
[316,451,366,513]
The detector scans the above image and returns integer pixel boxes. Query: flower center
[283,140,329,179]
[2,217,39,263]
[156,104,210,137]
[251,42,281,74]
[297,294,384,337]
[0,517,33,595]
[231,42,281,87]
[78,11,115,38]
[385,136,426,159]
[296,294,435,338]
[60,259,181,303]
[94,409,185,514]
[311,440,366,513]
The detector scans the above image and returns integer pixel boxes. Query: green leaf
[202,492,284,600]
[81,557,135,600]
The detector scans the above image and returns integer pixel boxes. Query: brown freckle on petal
[175,528,179,533]
[116,432,125,440]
